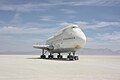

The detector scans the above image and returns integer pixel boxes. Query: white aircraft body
[33,24,86,60]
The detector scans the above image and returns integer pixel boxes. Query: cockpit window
[72,26,78,28]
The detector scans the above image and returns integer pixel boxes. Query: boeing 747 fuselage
[33,24,86,60]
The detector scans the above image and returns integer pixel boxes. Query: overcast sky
[0,0,120,52]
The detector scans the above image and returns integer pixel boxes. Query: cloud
[59,21,120,30]
[0,0,119,12]
[0,3,48,12]
[70,0,120,6]
[39,15,67,23]
[0,26,21,33]
[85,30,120,51]
[75,21,120,29]
[0,26,58,34]
[58,21,120,31]
[59,22,72,26]
[47,0,120,6]
[39,16,54,21]
[96,31,120,42]
[60,9,76,14]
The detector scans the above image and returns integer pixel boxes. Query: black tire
[74,56,79,60]
[51,55,53,58]
[48,55,54,59]
[67,55,73,60]
[67,55,70,60]
[57,55,63,59]
[57,55,60,59]
[60,55,63,59]
[69,55,74,60]
[48,55,51,58]
[41,55,46,59]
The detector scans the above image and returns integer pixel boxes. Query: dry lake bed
[0,55,120,80]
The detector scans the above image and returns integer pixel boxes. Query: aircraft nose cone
[80,35,86,48]
[76,31,86,48]
[73,27,86,48]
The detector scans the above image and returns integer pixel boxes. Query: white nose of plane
[79,32,86,48]
[73,27,86,48]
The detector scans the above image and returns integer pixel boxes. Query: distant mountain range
[77,48,120,55]
[0,48,120,55]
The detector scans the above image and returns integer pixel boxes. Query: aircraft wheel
[69,55,74,60]
[67,55,73,60]
[41,55,46,59]
[67,55,70,60]
[60,55,63,59]
[57,55,60,59]
[74,56,79,60]
[51,55,54,58]
[57,55,63,59]
[48,55,54,59]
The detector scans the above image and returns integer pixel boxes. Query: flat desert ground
[0,55,120,80]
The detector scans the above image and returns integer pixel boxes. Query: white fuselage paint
[46,24,86,53]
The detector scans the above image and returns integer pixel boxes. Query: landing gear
[40,49,78,61]
[48,55,54,59]
[40,54,46,59]
[40,49,46,59]
[48,53,54,59]
[67,55,73,60]
[67,52,79,60]
[57,53,63,59]
[74,56,79,60]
